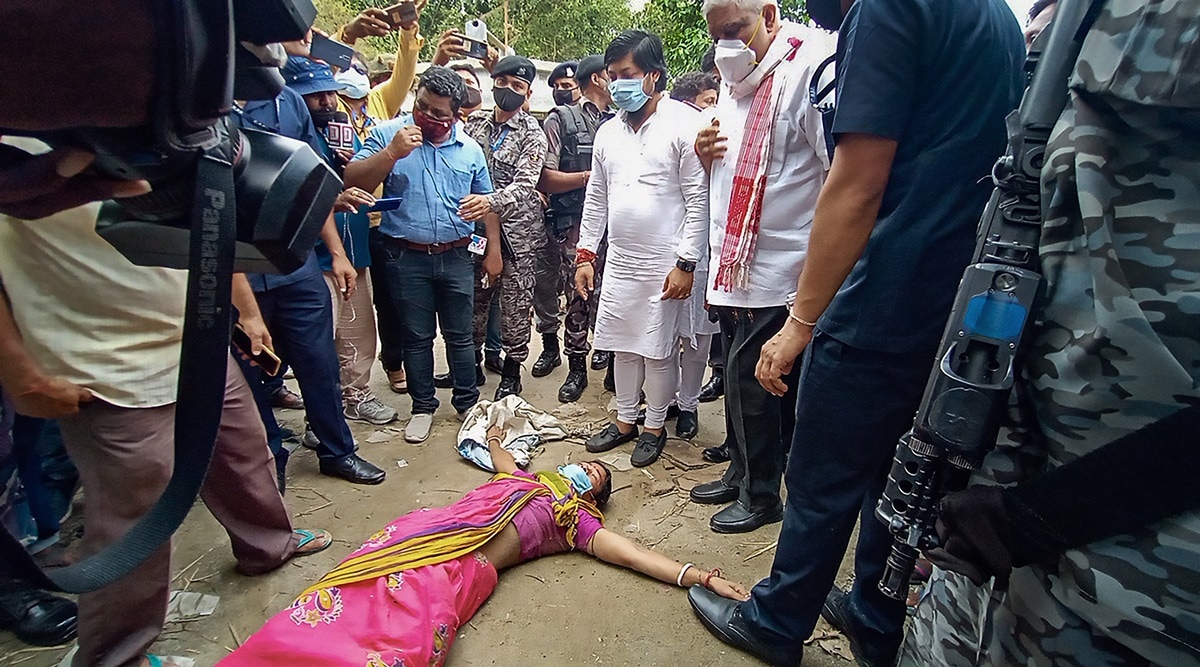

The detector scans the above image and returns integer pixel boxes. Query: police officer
[462,55,548,400]
[548,60,582,108]
[532,55,615,402]
[902,1,1200,664]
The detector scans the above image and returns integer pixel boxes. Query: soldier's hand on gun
[755,319,813,397]
[336,187,375,214]
[10,373,94,419]
[0,145,152,220]
[694,119,727,172]
[386,126,424,161]
[458,194,492,221]
[575,263,596,300]
[661,267,693,300]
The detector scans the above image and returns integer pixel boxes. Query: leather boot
[558,354,589,403]
[494,356,523,400]
[531,333,562,377]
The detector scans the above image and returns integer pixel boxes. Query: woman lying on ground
[220,427,750,666]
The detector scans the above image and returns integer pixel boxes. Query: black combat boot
[558,354,589,403]
[494,356,523,400]
[531,333,562,378]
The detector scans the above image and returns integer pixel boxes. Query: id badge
[468,234,488,256]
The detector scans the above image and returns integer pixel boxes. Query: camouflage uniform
[464,109,549,364]
[902,1,1200,664]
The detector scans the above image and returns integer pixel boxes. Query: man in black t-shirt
[688,0,1025,665]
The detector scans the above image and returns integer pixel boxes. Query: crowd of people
[0,0,1197,665]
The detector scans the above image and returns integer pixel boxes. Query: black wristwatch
[675,258,697,273]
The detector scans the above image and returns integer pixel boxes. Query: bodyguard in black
[689,0,1025,665]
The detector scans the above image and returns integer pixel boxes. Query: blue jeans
[740,330,935,662]
[382,243,478,414]
[246,272,356,462]
[485,292,501,355]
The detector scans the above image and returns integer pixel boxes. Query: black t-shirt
[819,0,1026,353]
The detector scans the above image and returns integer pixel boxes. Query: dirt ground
[0,337,859,667]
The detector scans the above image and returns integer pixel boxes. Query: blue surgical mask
[608,76,651,112]
[558,464,593,495]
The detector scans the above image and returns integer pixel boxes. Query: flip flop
[291,529,333,558]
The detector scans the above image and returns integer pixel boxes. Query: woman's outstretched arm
[486,425,519,474]
[586,528,750,601]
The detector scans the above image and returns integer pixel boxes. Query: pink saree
[220,472,601,667]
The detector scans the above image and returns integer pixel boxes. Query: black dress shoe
[688,585,803,667]
[435,365,486,388]
[821,586,892,667]
[703,443,731,463]
[591,349,612,370]
[319,454,386,485]
[698,371,724,403]
[676,409,699,439]
[0,582,78,647]
[586,423,638,453]
[710,500,783,534]
[690,479,740,505]
[630,430,667,467]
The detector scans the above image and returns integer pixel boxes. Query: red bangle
[703,568,722,589]
[575,248,597,264]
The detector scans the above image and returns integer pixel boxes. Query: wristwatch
[675,258,696,273]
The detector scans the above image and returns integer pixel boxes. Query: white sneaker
[405,413,433,443]
[344,390,399,425]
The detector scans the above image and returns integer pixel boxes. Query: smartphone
[383,1,418,29]
[452,32,489,60]
[231,325,282,376]
[311,33,355,71]
[366,197,403,212]
[326,121,355,150]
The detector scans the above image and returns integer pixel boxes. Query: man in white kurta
[688,0,835,534]
[574,29,710,469]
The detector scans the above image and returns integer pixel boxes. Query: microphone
[327,112,354,150]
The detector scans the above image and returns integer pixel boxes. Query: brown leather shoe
[387,368,407,394]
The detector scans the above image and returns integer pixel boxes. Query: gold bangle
[788,310,818,328]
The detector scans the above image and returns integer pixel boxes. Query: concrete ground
[0,337,858,667]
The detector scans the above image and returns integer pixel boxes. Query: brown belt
[389,236,472,254]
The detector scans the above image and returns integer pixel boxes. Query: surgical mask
[413,107,453,140]
[714,15,763,83]
[558,464,593,495]
[310,107,337,128]
[493,86,526,113]
[552,88,578,106]
[609,76,651,112]
[335,67,371,100]
[806,0,845,31]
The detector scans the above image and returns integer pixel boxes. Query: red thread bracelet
[575,248,597,264]
[703,568,722,589]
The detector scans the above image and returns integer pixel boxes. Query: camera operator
[0,148,334,666]
[900,0,1200,664]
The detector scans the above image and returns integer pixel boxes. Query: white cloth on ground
[456,395,567,472]
[706,22,835,310]
[578,97,711,359]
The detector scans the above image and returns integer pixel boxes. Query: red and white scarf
[713,34,803,293]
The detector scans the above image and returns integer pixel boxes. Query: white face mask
[335,67,371,100]
[713,14,764,84]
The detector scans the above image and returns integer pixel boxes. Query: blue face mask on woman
[608,75,651,112]
[557,464,593,495]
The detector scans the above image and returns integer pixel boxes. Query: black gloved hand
[924,486,1056,589]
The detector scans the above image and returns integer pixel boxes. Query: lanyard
[490,126,511,153]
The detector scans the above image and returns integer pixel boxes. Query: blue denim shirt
[353,117,493,244]
[233,87,326,292]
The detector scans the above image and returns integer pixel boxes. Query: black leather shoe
[591,349,612,370]
[711,501,783,534]
[494,356,523,400]
[602,363,615,392]
[698,371,724,403]
[703,443,731,463]
[0,582,78,646]
[531,333,561,378]
[319,454,386,485]
[484,351,505,374]
[630,430,667,467]
[558,354,588,403]
[821,586,890,667]
[586,423,638,453]
[435,365,486,388]
[688,585,803,667]
[690,479,740,505]
[676,409,699,439]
